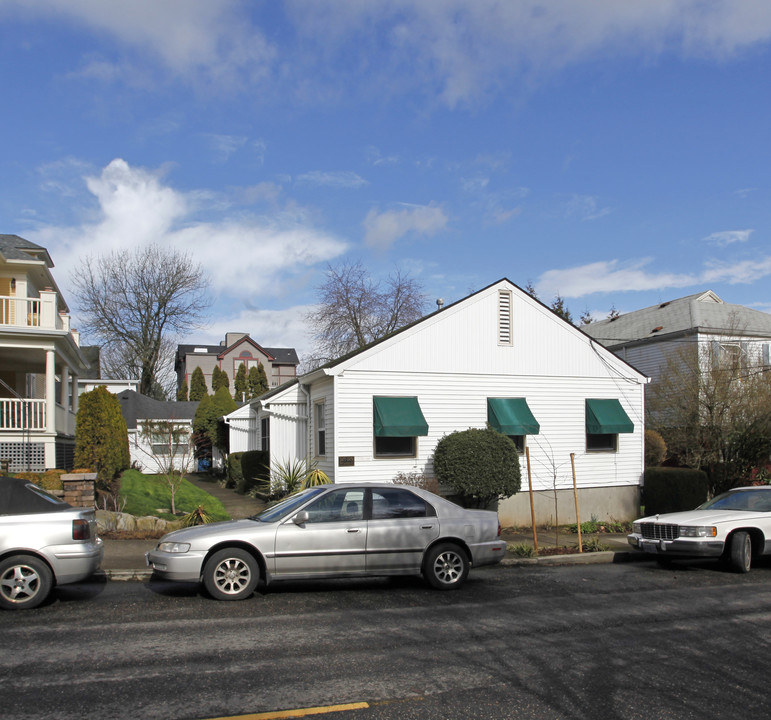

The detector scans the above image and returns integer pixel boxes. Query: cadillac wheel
[202,548,259,601]
[424,543,469,590]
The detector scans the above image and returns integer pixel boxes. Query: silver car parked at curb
[147,483,506,600]
[0,476,104,610]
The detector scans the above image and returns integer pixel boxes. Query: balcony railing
[0,399,46,431]
[0,292,68,331]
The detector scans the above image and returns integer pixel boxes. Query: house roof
[116,390,199,429]
[176,341,299,366]
[583,290,771,348]
[0,234,53,267]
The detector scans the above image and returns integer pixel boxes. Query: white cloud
[295,171,368,189]
[30,158,348,305]
[703,228,753,246]
[563,194,612,222]
[199,305,316,360]
[286,0,771,107]
[537,259,697,298]
[363,203,448,250]
[9,1,771,105]
[538,253,771,299]
[5,0,276,89]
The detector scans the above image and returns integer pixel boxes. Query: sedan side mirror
[292,510,309,525]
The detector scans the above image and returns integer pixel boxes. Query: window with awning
[373,396,428,458]
[585,399,634,434]
[373,396,428,437]
[487,398,540,436]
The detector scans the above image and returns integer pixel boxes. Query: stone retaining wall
[95,510,183,535]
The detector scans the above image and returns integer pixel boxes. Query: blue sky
[2,1,771,360]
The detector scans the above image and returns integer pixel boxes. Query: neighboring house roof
[176,342,299,366]
[583,290,771,348]
[116,390,199,430]
[0,234,53,266]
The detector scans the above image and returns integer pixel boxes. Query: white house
[582,290,771,383]
[116,390,199,474]
[226,279,648,525]
[0,235,92,471]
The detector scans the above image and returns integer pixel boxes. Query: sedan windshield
[698,489,771,512]
[251,487,327,523]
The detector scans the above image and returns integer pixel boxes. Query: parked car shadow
[51,572,108,604]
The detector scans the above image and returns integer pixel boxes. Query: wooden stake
[526,446,538,553]
[570,452,582,552]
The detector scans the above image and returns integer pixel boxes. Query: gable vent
[498,290,513,346]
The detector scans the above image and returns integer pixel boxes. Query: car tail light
[497,522,502,537]
[72,519,91,540]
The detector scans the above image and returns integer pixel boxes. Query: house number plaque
[338,456,355,467]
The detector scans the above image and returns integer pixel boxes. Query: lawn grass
[118,469,230,522]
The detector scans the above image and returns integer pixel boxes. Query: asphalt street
[3,559,771,720]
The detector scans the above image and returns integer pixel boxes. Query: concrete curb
[502,550,648,566]
[100,550,649,581]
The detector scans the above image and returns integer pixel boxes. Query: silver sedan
[0,477,103,610]
[147,484,506,600]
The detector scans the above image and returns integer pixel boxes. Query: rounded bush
[433,427,521,508]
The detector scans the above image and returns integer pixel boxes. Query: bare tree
[647,339,771,495]
[305,260,427,367]
[137,419,193,515]
[71,245,210,399]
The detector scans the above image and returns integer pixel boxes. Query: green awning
[585,399,634,434]
[487,398,540,435]
[373,396,429,437]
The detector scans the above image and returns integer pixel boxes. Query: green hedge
[226,452,244,490]
[238,450,270,495]
[642,467,709,515]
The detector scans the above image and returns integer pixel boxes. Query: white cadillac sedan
[147,484,506,600]
[627,486,771,572]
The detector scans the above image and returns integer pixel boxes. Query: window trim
[315,401,326,457]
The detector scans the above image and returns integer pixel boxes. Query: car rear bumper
[50,538,104,584]
[469,539,507,567]
[627,535,725,558]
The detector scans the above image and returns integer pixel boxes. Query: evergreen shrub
[239,450,270,494]
[642,467,709,515]
[74,386,130,489]
[433,427,521,508]
[226,452,245,490]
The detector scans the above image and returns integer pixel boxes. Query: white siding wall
[260,387,308,467]
[330,370,644,493]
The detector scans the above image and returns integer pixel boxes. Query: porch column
[71,373,79,415]
[61,365,70,407]
[45,349,55,433]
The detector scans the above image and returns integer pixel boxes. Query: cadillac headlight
[632,522,642,534]
[679,526,717,538]
[158,542,191,553]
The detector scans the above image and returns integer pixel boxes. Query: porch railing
[0,399,46,431]
[0,293,67,330]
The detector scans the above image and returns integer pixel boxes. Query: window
[373,396,428,459]
[487,398,539,455]
[260,417,270,452]
[585,398,634,454]
[498,289,513,345]
[315,402,326,456]
[371,487,435,519]
[305,488,364,523]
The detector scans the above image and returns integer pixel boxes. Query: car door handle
[347,528,361,533]
[421,524,435,530]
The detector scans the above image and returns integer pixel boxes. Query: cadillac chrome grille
[639,523,679,541]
